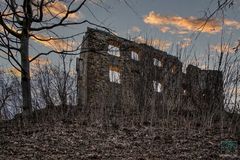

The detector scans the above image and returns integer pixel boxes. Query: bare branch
[30,19,111,32]
[0,12,21,38]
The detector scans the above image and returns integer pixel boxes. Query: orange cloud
[5,57,51,77]
[1,1,80,21]
[159,26,171,33]
[135,36,172,51]
[0,20,22,35]
[224,19,240,29]
[7,67,21,77]
[44,1,80,20]
[210,43,235,54]
[30,57,52,76]
[151,39,172,50]
[32,34,75,52]
[177,42,190,48]
[144,11,221,34]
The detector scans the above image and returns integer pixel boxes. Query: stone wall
[76,28,224,125]
[183,65,224,116]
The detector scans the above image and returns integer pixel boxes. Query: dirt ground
[0,120,239,160]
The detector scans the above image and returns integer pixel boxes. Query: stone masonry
[76,28,224,125]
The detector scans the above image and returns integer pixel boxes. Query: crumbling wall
[183,65,224,117]
[76,28,224,125]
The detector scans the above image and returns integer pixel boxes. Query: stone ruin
[76,28,224,125]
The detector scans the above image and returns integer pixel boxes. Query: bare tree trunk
[21,35,32,114]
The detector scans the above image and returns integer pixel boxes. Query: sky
[1,0,240,71]
[82,0,240,69]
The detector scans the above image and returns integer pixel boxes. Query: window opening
[131,51,139,61]
[109,66,121,84]
[153,58,162,67]
[108,45,120,57]
[153,80,162,92]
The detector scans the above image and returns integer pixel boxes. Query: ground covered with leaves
[0,120,239,160]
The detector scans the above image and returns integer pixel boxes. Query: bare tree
[31,55,77,108]
[31,59,54,109]
[0,0,108,115]
[0,69,21,120]
[51,55,75,107]
[0,70,13,120]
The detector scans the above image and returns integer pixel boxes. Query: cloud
[44,1,80,20]
[130,26,141,33]
[135,36,172,51]
[177,41,190,48]
[7,67,21,77]
[210,43,235,54]
[159,26,189,35]
[177,37,192,48]
[30,56,51,66]
[135,35,191,50]
[159,26,171,33]
[224,19,240,29]
[32,34,76,52]
[175,30,190,35]
[30,57,52,75]
[144,11,221,34]
[151,39,172,50]
[0,0,81,21]
[135,36,145,43]
[6,57,51,77]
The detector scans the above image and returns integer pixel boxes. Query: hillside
[0,119,239,160]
